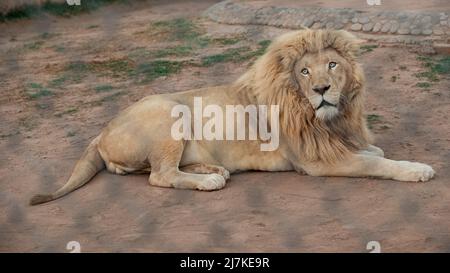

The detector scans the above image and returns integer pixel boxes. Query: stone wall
[204,1,450,39]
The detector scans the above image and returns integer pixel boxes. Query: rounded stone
[422,29,433,35]
[334,23,344,29]
[440,20,448,26]
[389,21,400,33]
[311,22,322,29]
[325,22,335,29]
[372,22,382,32]
[320,16,328,23]
[302,17,314,28]
[351,17,359,23]
[359,16,369,24]
[380,22,391,33]
[362,22,374,32]
[411,28,421,35]
[350,23,362,31]
[399,22,409,29]
[396,11,407,19]
[421,16,432,24]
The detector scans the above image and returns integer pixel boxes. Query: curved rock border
[204,1,450,38]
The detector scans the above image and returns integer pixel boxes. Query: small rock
[372,22,382,32]
[440,20,448,26]
[389,21,400,33]
[422,29,433,35]
[334,23,344,29]
[302,17,314,28]
[311,22,322,29]
[325,22,334,29]
[350,23,362,31]
[421,15,432,24]
[397,12,408,20]
[351,17,358,23]
[362,22,374,32]
[439,12,448,20]
[411,28,421,35]
[359,16,369,24]
[381,22,391,33]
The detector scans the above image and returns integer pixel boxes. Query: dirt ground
[0,0,449,252]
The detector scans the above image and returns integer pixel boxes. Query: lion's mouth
[316,100,336,110]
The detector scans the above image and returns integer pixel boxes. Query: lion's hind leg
[148,141,226,191]
[181,163,230,180]
[106,162,128,175]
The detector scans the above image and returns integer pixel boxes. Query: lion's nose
[312,84,331,95]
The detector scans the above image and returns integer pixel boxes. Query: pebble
[389,21,400,33]
[381,22,391,33]
[334,23,344,29]
[362,22,374,32]
[325,22,335,29]
[311,22,322,29]
[372,22,382,32]
[351,23,362,31]
[359,16,370,24]
[302,17,314,28]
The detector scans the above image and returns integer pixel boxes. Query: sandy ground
[0,0,449,252]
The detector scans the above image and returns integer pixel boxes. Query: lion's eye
[300,68,309,75]
[328,62,337,69]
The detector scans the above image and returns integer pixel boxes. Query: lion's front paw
[395,161,435,182]
[219,168,230,180]
[197,174,226,191]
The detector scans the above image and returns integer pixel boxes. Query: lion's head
[237,29,372,163]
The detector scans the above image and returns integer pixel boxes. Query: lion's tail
[29,135,105,206]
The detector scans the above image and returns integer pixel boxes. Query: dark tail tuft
[29,194,54,206]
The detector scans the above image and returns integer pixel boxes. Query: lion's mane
[236,29,372,164]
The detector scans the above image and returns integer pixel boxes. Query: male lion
[30,29,435,205]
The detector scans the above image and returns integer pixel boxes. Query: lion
[30,29,435,205]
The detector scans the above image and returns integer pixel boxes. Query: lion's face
[294,48,352,120]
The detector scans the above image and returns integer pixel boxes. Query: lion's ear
[334,30,364,54]
[277,47,302,90]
